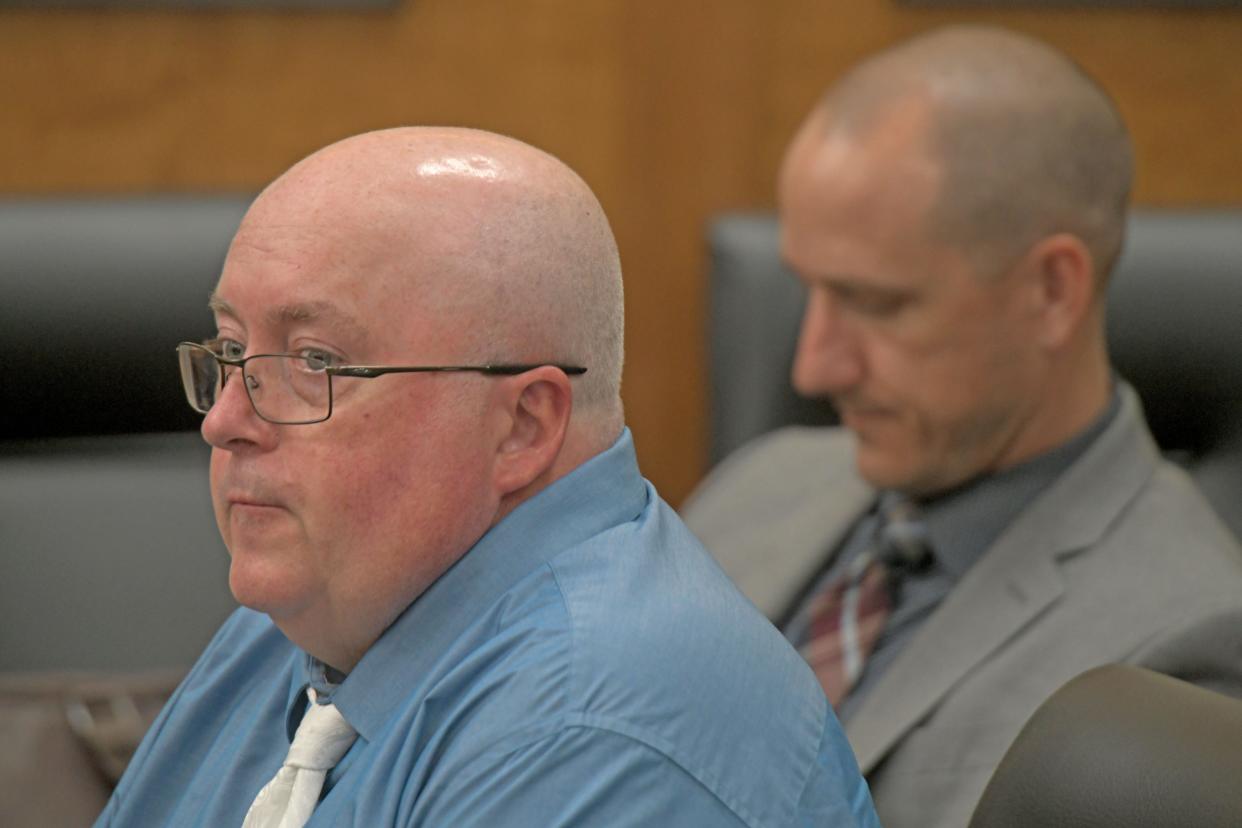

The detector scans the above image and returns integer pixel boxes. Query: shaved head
[779,26,1123,494]
[810,25,1132,282]
[208,128,628,668]
[243,127,625,442]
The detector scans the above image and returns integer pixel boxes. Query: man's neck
[1000,336,1114,474]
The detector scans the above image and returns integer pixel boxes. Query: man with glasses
[95,127,878,828]
[683,26,1242,828]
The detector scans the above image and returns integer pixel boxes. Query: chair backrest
[0,197,250,672]
[705,209,1242,540]
[968,664,1242,828]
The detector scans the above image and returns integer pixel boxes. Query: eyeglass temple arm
[330,364,587,378]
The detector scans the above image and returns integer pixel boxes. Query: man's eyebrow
[207,292,235,317]
[207,292,370,344]
[782,263,853,290]
[782,265,908,297]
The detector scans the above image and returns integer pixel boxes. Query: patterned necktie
[242,688,357,828]
[799,494,930,706]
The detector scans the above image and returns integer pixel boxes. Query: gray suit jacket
[683,385,1242,828]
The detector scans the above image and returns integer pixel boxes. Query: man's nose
[201,368,278,453]
[791,288,864,398]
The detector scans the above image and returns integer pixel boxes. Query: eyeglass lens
[178,345,332,424]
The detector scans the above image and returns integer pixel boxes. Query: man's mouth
[835,402,894,422]
[223,490,287,512]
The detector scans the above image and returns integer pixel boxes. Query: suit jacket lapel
[846,518,1065,772]
[751,475,873,620]
[846,384,1160,773]
[706,430,875,619]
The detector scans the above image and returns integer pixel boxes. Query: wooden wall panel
[2,0,1239,504]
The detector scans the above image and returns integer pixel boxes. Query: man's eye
[297,349,338,372]
[855,295,903,316]
[216,339,246,360]
[836,289,905,317]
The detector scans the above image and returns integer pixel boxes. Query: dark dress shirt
[785,389,1121,722]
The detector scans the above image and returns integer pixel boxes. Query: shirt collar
[915,385,1121,578]
[303,427,647,742]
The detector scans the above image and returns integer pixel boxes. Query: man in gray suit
[683,25,1242,828]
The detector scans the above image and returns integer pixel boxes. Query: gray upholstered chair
[705,209,1242,541]
[968,664,1242,828]
[1,197,256,826]
[1,197,249,674]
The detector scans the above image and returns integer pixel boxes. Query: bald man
[683,26,1242,827]
[96,129,878,827]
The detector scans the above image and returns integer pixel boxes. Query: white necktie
[242,688,358,828]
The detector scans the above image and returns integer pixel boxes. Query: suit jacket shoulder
[683,388,1242,828]
[682,426,872,619]
[852,387,1242,827]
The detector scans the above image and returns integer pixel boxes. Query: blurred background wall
[2,0,1239,505]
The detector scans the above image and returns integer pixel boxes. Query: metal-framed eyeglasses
[177,340,587,425]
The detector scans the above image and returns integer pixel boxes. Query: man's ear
[1021,232,1098,350]
[491,366,573,497]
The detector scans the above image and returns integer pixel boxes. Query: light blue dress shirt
[96,429,878,827]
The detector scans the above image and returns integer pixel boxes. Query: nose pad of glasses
[246,374,261,391]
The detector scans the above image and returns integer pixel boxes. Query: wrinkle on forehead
[209,292,372,346]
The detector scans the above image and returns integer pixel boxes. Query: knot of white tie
[284,699,357,771]
[242,688,358,828]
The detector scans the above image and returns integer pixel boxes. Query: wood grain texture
[3,0,1239,503]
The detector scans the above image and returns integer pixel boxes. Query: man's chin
[855,448,977,499]
[226,547,307,617]
[221,505,302,552]
[853,444,928,495]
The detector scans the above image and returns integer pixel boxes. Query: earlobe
[491,368,573,498]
